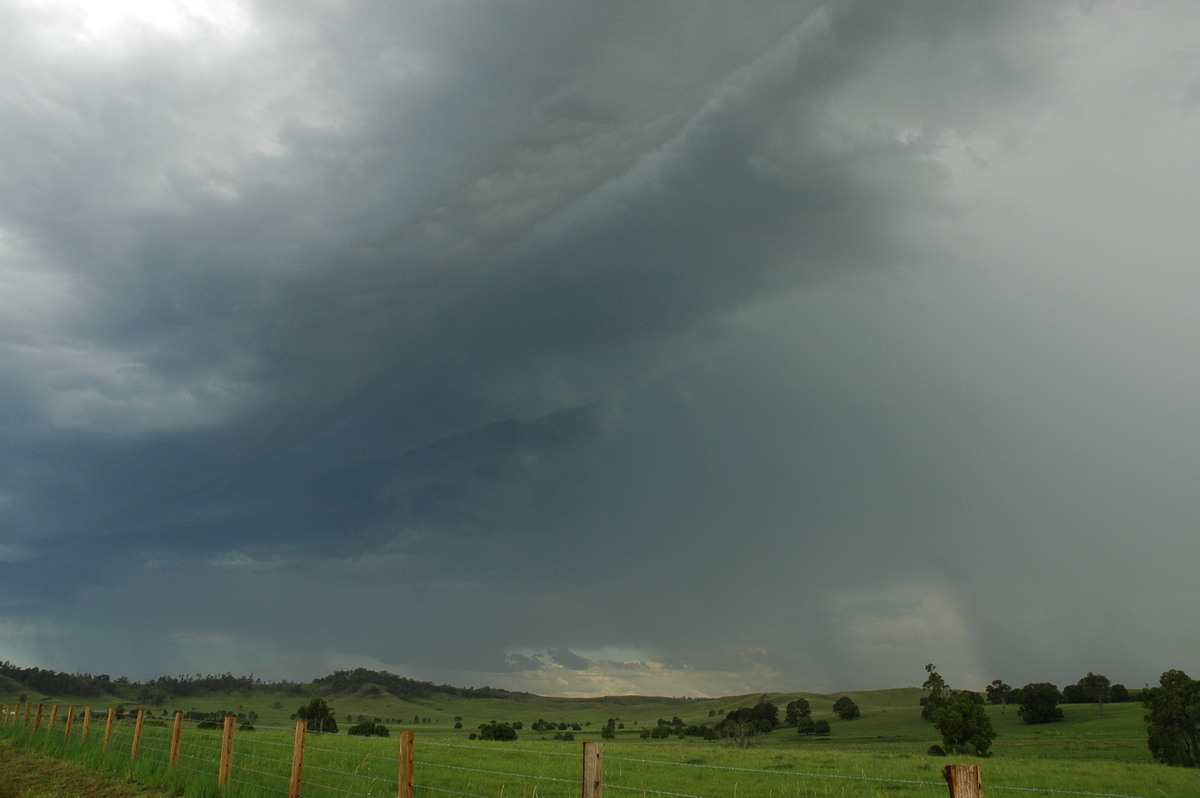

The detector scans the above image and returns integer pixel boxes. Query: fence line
[0,702,1150,798]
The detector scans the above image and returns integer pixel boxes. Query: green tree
[813,719,831,736]
[932,692,996,756]
[1143,669,1199,768]
[832,697,860,720]
[478,722,517,741]
[1078,672,1112,716]
[720,698,779,734]
[784,698,812,726]
[1061,683,1086,703]
[719,719,760,748]
[1018,683,1064,724]
[297,698,338,734]
[985,680,1014,710]
[796,717,816,735]
[921,664,952,722]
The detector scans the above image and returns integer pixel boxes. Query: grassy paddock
[3,696,1199,797]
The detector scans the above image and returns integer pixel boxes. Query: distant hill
[0,659,924,713]
[314,668,528,700]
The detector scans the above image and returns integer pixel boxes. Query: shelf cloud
[2,0,1198,696]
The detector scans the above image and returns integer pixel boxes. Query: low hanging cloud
[1,0,1199,697]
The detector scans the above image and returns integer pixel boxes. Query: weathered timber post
[397,730,415,798]
[169,712,184,768]
[104,708,116,749]
[48,705,59,732]
[218,716,236,786]
[582,741,603,798]
[24,703,32,727]
[131,710,146,763]
[943,764,984,797]
[34,704,44,732]
[82,707,93,741]
[65,705,76,740]
[289,720,307,798]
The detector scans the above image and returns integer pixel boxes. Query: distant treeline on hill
[0,662,109,699]
[314,668,527,700]
[0,661,523,702]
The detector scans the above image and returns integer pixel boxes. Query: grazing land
[3,678,1199,797]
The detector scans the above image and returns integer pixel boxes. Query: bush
[927,745,946,756]
[813,719,831,736]
[478,722,517,741]
[348,720,390,737]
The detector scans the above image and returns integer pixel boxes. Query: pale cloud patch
[206,550,296,572]
[21,0,254,55]
[494,646,771,698]
[829,584,984,690]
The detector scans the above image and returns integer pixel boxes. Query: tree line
[0,662,523,704]
[923,664,1199,768]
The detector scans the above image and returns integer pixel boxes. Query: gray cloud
[1,0,1198,696]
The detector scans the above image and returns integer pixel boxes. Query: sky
[2,0,1199,699]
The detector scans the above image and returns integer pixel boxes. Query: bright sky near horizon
[2,0,1199,697]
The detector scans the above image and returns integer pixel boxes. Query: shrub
[348,720,389,737]
[478,722,517,741]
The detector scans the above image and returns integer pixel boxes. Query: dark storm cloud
[2,0,1198,695]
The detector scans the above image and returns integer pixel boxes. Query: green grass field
[3,687,1198,797]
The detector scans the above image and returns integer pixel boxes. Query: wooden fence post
[582,741,603,798]
[218,716,236,786]
[65,705,76,740]
[104,708,116,750]
[131,710,146,763]
[48,705,59,733]
[943,764,984,797]
[169,712,184,768]
[397,730,415,798]
[290,720,307,798]
[34,704,44,732]
[24,703,32,727]
[82,707,93,741]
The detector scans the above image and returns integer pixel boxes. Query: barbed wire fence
[0,702,1149,798]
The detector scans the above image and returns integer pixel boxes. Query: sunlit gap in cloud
[25,0,253,51]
